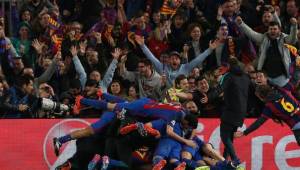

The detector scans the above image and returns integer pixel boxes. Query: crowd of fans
[0,0,299,119]
[0,0,299,170]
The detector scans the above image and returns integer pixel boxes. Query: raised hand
[107,35,115,47]
[209,40,220,50]
[217,5,223,19]
[182,44,189,60]
[18,104,29,112]
[79,41,87,54]
[235,16,243,25]
[183,44,190,53]
[163,20,172,34]
[135,35,145,46]
[120,54,127,63]
[70,46,78,57]
[32,39,44,54]
[111,48,122,60]
[290,17,298,25]
[93,32,102,44]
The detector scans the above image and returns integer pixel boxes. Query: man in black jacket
[2,75,36,118]
[173,76,223,117]
[220,57,251,167]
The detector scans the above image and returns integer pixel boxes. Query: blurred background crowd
[0,0,299,118]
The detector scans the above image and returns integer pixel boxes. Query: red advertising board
[0,119,299,170]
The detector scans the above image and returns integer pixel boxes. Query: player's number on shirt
[280,98,295,113]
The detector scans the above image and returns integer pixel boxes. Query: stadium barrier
[0,119,299,170]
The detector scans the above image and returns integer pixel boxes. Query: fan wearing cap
[135,35,220,87]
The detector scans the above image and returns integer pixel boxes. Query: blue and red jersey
[262,89,300,128]
[115,97,186,122]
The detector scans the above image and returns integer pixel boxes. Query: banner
[0,119,299,170]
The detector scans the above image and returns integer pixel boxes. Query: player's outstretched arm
[234,116,268,138]
[80,97,117,111]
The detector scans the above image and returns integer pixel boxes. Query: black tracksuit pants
[220,121,239,161]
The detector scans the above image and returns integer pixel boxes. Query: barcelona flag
[160,0,183,15]
[284,44,299,58]
[284,44,300,70]
[51,34,63,52]
[48,17,64,53]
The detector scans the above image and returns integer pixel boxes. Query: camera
[38,98,70,114]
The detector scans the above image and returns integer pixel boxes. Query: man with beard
[236,16,298,87]
[119,58,163,100]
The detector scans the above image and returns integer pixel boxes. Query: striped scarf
[48,17,64,53]
[160,0,182,15]
[48,17,61,31]
[284,44,300,75]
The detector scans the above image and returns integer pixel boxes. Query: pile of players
[53,92,241,170]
